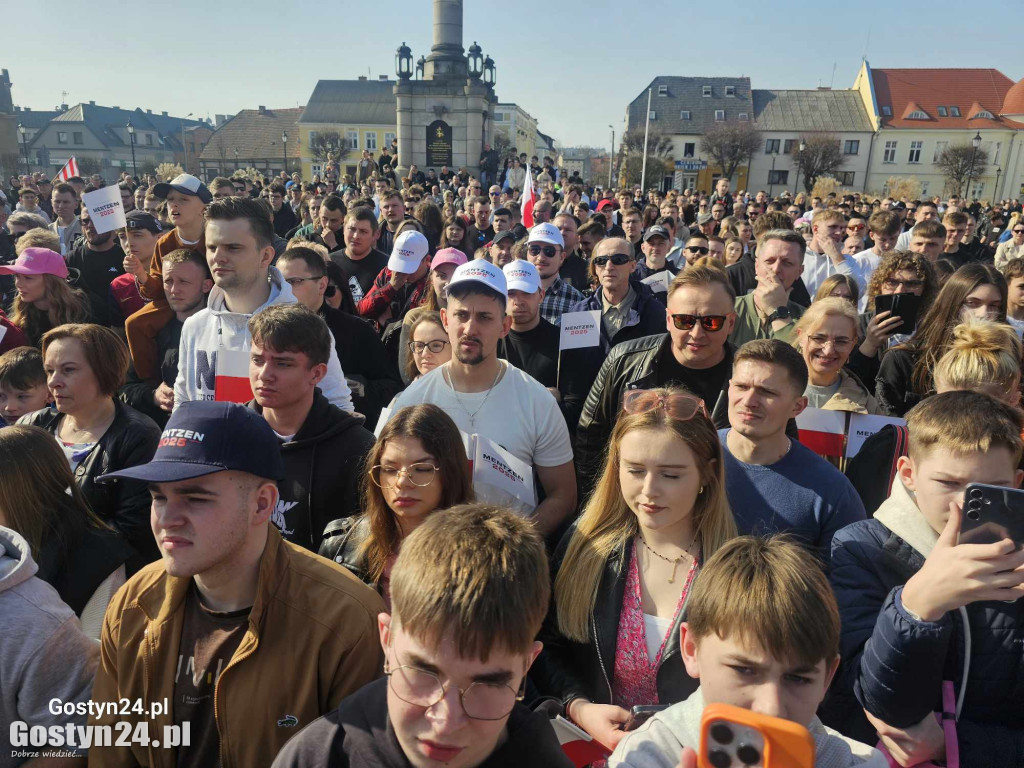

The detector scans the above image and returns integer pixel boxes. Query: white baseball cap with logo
[527,222,565,248]
[387,230,430,274]
[445,259,507,299]
[503,260,541,294]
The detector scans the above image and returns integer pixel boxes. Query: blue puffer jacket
[826,478,1024,766]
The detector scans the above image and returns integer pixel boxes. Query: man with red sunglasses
[575,264,737,492]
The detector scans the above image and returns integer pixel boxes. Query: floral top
[611,541,699,710]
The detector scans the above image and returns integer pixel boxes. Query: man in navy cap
[88,401,384,768]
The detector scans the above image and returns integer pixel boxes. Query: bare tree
[308,131,350,166]
[700,123,762,184]
[618,129,673,188]
[794,134,844,193]
[936,143,989,197]
[76,156,103,177]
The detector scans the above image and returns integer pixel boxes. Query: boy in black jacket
[247,304,374,552]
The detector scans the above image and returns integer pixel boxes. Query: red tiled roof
[1002,78,1024,116]
[872,68,1024,129]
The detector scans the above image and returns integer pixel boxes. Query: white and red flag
[521,162,535,228]
[54,157,80,182]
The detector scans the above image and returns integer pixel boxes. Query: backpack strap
[886,425,910,497]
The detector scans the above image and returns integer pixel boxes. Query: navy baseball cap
[99,401,285,484]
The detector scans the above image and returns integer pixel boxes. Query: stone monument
[393,0,497,177]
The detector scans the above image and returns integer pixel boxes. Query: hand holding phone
[961,483,1024,547]
[873,293,921,333]
[698,704,814,768]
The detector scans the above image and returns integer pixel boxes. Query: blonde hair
[15,229,60,255]
[555,387,737,641]
[687,535,840,665]
[907,390,1024,463]
[288,238,329,260]
[934,319,1021,399]
[10,277,90,345]
[794,296,861,347]
[390,503,548,660]
[813,273,860,306]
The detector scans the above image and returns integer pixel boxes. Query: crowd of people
[2,150,1024,768]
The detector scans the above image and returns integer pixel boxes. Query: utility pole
[608,125,614,189]
[640,88,652,193]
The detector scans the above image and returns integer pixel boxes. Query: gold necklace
[639,534,696,584]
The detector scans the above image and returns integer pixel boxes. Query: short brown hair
[942,211,969,228]
[687,535,840,665]
[247,304,331,367]
[734,338,808,393]
[867,210,900,237]
[0,346,45,391]
[389,503,548,660]
[668,263,736,301]
[1002,257,1024,283]
[752,211,793,243]
[40,324,130,397]
[907,390,1024,464]
[205,196,274,249]
[912,219,946,240]
[163,247,211,277]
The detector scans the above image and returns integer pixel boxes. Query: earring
[699,486,705,495]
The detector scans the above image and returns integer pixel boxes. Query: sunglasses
[685,245,710,255]
[622,389,708,421]
[670,313,731,332]
[592,253,633,267]
[847,224,865,231]
[528,244,558,259]
[1013,229,1024,235]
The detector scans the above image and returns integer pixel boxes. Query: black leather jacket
[530,523,699,710]
[318,516,374,589]
[20,400,161,567]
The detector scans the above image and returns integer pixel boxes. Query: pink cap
[0,247,69,278]
[431,247,468,270]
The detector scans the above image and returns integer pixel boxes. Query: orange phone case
[698,703,815,768]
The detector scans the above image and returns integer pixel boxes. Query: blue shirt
[718,429,866,560]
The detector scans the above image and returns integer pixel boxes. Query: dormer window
[907,109,928,119]
[702,85,712,97]
[725,85,735,97]
[881,106,892,116]
[972,109,994,120]
[657,85,668,97]
[950,106,961,117]
[937,106,948,116]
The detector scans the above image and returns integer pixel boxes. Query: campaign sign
[559,310,601,351]
[471,433,537,513]
[796,408,848,460]
[640,270,672,294]
[845,413,906,459]
[82,186,126,234]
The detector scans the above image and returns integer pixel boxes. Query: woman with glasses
[876,263,1007,416]
[793,298,881,415]
[533,387,736,752]
[404,311,451,382]
[995,220,1024,270]
[319,404,473,609]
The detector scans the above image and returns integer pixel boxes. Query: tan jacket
[819,369,881,415]
[88,526,384,768]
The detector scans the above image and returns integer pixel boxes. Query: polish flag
[521,162,535,228]
[54,157,80,183]
[796,407,848,462]
[550,716,611,767]
[213,323,256,404]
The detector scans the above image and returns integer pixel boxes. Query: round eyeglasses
[385,661,524,721]
[369,463,439,488]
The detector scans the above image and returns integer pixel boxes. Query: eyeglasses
[882,278,924,291]
[408,339,450,354]
[847,224,865,231]
[528,244,558,259]
[592,253,633,267]
[284,276,323,287]
[670,313,731,332]
[806,333,854,351]
[385,660,523,721]
[685,245,710,255]
[1013,229,1024,235]
[622,390,709,421]
[369,462,439,488]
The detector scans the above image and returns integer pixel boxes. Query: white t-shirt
[853,248,882,311]
[386,361,574,471]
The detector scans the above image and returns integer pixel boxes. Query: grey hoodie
[0,526,98,767]
[609,687,886,768]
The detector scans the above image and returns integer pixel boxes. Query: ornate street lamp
[483,56,495,87]
[467,42,483,78]
[793,139,807,195]
[415,55,425,80]
[964,131,982,200]
[126,120,137,180]
[395,42,413,80]
[18,122,30,175]
[282,131,288,176]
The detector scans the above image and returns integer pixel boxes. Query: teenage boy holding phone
[829,391,1024,766]
[609,536,884,767]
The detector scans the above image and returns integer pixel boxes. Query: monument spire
[424,0,466,80]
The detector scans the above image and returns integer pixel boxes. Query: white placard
[82,186,126,234]
[845,413,906,459]
[471,433,537,514]
[640,270,672,293]
[559,309,601,351]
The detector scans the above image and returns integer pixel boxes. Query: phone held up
[961,483,1024,549]
[698,704,814,768]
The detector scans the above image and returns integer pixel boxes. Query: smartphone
[698,704,814,768]
[620,704,668,732]
[874,292,922,332]
[961,483,1024,548]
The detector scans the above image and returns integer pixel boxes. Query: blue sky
[6,0,1022,149]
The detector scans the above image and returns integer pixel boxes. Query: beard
[454,336,485,366]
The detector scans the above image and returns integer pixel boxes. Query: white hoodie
[174,267,353,411]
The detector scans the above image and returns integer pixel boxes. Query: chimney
[89,100,96,106]
[258,105,266,114]
[112,105,119,110]
[378,75,388,81]
[358,76,367,81]
[60,103,68,111]
[161,111,168,116]
[146,109,152,114]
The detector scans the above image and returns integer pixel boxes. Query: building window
[907,109,928,120]
[768,170,789,185]
[937,106,948,117]
[883,140,897,163]
[738,112,748,121]
[365,132,377,151]
[725,85,735,97]
[949,106,961,117]
[881,106,892,116]
[384,132,396,147]
[57,131,68,144]
[921,181,929,195]
[346,130,358,149]
[783,139,794,154]
[843,139,859,154]
[908,141,923,164]
[145,134,153,146]
[657,85,668,96]
[494,112,506,122]
[933,141,948,162]
[972,181,984,199]
[702,85,712,97]
[680,110,691,120]
[765,139,781,154]
[683,142,695,158]
[648,111,656,120]
[715,110,725,121]
[73,132,83,145]
[836,171,855,186]
[308,130,318,145]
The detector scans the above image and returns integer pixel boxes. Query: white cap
[387,230,430,274]
[503,260,541,294]
[445,259,507,299]
[527,222,564,248]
